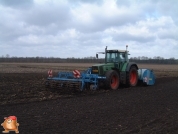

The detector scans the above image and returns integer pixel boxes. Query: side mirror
[96,54,98,59]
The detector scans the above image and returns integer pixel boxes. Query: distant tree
[169,57,175,60]
[6,54,10,58]
[129,57,133,59]
[140,56,149,60]
[153,56,164,60]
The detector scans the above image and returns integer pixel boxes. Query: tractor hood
[92,63,114,67]
[92,63,116,75]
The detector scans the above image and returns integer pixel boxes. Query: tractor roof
[107,49,127,53]
[118,50,127,52]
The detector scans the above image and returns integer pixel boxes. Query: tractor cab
[95,46,130,73]
[96,46,129,64]
[105,50,129,63]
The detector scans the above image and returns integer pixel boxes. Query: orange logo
[1,116,19,133]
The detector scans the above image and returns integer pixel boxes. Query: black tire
[126,66,138,87]
[105,70,119,90]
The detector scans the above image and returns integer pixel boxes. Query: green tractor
[93,45,138,90]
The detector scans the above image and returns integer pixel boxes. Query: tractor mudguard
[126,62,138,72]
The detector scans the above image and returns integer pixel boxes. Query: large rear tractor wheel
[126,66,138,87]
[105,70,119,90]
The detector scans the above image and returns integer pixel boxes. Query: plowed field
[0,63,178,133]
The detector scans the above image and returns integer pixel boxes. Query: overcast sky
[0,0,178,59]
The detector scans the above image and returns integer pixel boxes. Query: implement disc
[46,80,82,91]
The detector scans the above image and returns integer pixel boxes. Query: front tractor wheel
[105,70,119,90]
[126,66,138,87]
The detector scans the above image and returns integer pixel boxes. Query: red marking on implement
[73,70,80,78]
[48,70,53,77]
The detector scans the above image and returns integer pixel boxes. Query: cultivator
[45,68,106,91]
[45,46,155,91]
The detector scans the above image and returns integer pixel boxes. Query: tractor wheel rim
[111,75,118,88]
[130,71,137,85]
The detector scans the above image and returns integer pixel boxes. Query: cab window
[119,53,126,61]
[106,53,118,62]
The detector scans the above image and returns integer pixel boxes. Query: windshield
[106,52,118,62]
[106,52,126,62]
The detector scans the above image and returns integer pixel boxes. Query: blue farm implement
[45,46,155,91]
[46,68,106,91]
[138,69,155,86]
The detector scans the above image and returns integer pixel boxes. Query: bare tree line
[0,56,178,64]
[130,56,176,60]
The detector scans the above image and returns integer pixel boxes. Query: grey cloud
[73,10,144,33]
[79,32,101,42]
[158,31,178,40]
[67,0,104,5]
[23,5,72,27]
[116,0,133,7]
[0,0,34,9]
[113,33,156,43]
[148,0,178,24]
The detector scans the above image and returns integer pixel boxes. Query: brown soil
[0,72,178,133]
